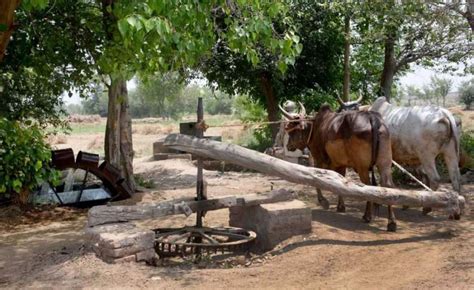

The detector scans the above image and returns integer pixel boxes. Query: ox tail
[441,109,460,159]
[369,113,381,186]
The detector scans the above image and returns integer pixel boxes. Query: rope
[392,160,433,192]
[203,118,315,129]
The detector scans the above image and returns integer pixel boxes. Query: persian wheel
[154,226,256,258]
[35,148,132,207]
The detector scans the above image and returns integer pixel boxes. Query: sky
[399,65,471,92]
[63,65,472,105]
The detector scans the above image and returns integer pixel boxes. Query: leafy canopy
[200,0,344,112]
[100,1,301,79]
[0,0,104,127]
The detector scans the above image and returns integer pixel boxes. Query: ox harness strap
[369,114,381,186]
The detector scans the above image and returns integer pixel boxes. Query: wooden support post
[196,97,205,228]
[163,133,465,214]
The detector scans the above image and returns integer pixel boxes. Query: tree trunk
[163,133,464,213]
[343,13,351,102]
[259,72,279,140]
[101,0,135,192]
[105,77,136,192]
[0,0,20,62]
[379,31,396,102]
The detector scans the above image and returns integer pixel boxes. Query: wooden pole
[163,134,465,214]
[196,97,205,228]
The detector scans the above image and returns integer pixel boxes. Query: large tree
[97,1,301,191]
[2,0,300,192]
[0,0,103,127]
[354,1,472,101]
[200,0,344,138]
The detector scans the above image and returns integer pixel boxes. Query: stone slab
[98,230,154,249]
[229,200,311,252]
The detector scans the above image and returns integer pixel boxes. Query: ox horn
[355,90,363,103]
[335,92,344,105]
[279,104,294,120]
[298,101,307,116]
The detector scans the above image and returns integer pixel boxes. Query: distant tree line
[67,73,236,119]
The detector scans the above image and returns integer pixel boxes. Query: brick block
[229,200,311,252]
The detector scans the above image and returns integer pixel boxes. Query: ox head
[279,101,309,152]
[336,91,363,112]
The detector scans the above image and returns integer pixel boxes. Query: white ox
[369,97,461,193]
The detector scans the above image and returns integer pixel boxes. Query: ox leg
[362,202,373,223]
[357,168,373,223]
[420,157,440,215]
[335,167,346,212]
[377,163,397,231]
[442,143,462,194]
[316,188,330,210]
[387,206,397,232]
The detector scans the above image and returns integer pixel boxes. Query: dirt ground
[0,156,473,289]
[1,112,473,289]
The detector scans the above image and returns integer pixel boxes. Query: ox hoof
[402,205,409,210]
[387,222,397,232]
[336,205,346,213]
[449,214,461,220]
[318,198,330,210]
[422,207,432,216]
[362,215,372,223]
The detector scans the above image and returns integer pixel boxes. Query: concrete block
[229,200,311,252]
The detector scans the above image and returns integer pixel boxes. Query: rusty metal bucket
[51,148,76,170]
[76,151,99,170]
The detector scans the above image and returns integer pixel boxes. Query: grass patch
[69,122,106,134]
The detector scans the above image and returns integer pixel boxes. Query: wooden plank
[163,133,465,214]
[88,189,296,226]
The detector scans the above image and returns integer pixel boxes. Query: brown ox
[281,104,397,231]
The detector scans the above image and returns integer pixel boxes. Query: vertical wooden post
[196,98,205,228]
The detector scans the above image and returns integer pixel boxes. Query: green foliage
[81,86,109,117]
[134,174,155,189]
[201,1,344,109]
[400,76,454,106]
[459,79,474,110]
[232,95,272,151]
[460,131,474,169]
[103,1,301,79]
[351,1,472,97]
[129,73,187,119]
[0,118,60,200]
[0,0,104,128]
[204,91,234,115]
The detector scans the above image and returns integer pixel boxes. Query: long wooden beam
[88,189,296,226]
[163,134,465,214]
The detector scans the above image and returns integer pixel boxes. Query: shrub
[460,130,474,170]
[0,119,60,204]
[232,95,273,151]
[459,79,474,110]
